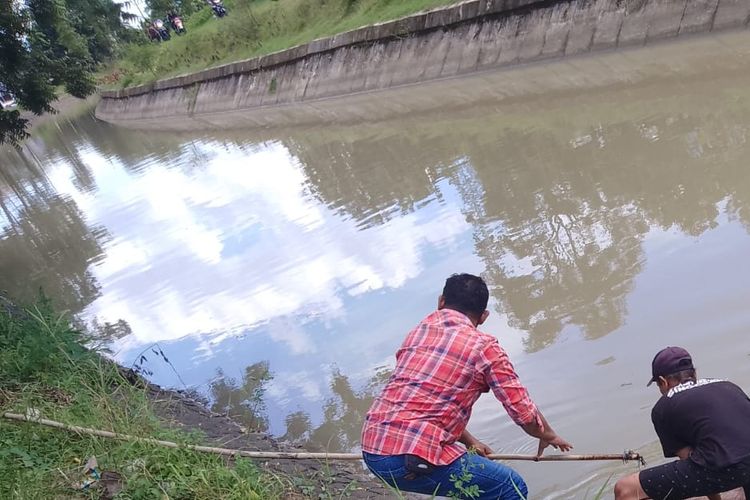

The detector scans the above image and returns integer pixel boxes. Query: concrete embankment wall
[96,0,750,129]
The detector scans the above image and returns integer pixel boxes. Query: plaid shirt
[361,309,541,465]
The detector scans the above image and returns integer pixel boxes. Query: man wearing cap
[614,346,750,500]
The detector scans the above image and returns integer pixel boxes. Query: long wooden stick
[2,412,643,464]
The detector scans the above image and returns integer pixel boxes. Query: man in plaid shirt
[361,273,572,499]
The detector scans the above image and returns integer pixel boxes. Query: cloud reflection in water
[42,141,470,358]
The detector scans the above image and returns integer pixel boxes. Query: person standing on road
[361,273,572,499]
[614,346,750,500]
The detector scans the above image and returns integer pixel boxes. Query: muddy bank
[96,0,749,130]
[137,377,394,498]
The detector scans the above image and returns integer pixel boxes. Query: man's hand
[520,411,573,458]
[536,435,573,457]
[459,429,493,457]
[675,447,693,461]
[466,438,494,457]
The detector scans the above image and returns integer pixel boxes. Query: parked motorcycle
[168,13,186,34]
[153,19,171,41]
[147,23,161,42]
[0,91,16,110]
[209,0,227,17]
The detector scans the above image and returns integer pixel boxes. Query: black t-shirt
[651,379,750,469]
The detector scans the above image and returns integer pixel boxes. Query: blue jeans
[362,452,528,499]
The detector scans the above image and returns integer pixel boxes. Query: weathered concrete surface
[713,0,750,29]
[96,0,743,129]
[93,30,750,133]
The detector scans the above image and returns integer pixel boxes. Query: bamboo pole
[2,412,643,464]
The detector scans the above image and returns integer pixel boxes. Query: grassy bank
[110,0,461,88]
[0,297,288,499]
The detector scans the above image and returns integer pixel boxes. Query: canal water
[3,32,750,498]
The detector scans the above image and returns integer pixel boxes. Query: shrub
[0,295,92,385]
[0,296,289,498]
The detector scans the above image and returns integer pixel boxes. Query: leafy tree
[0,0,136,145]
[66,0,140,62]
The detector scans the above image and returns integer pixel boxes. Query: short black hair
[666,368,697,385]
[442,273,489,318]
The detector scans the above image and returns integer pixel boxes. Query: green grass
[109,0,463,88]
[0,296,289,499]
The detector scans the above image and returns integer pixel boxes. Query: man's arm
[651,405,688,458]
[479,340,573,457]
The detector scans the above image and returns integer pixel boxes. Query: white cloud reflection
[47,140,470,359]
[266,370,324,406]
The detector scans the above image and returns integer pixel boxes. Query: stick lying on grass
[2,412,645,465]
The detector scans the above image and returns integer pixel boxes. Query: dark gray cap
[647,346,694,386]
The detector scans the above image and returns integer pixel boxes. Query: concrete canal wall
[96,0,750,129]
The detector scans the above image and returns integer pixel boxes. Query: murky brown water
[4,32,750,498]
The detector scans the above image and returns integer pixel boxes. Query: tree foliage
[0,0,136,145]
[145,0,204,19]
